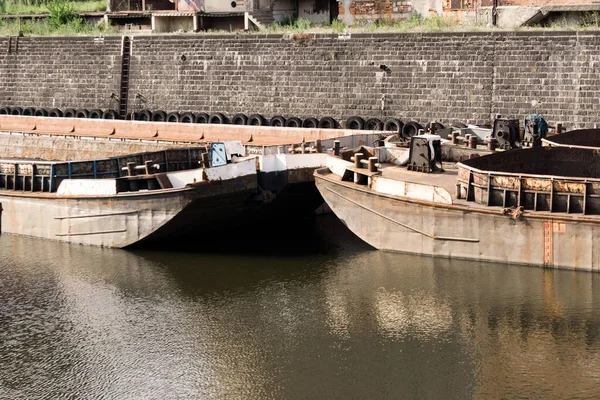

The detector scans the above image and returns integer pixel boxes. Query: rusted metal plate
[35,119,74,134]
[544,220,553,266]
[70,161,96,177]
[472,172,489,187]
[17,164,33,175]
[0,116,36,131]
[553,180,586,194]
[553,222,566,233]
[492,175,520,190]
[1,115,375,147]
[35,165,52,176]
[522,178,552,191]
[0,163,15,174]
[457,167,471,181]
[73,119,115,136]
[589,182,600,195]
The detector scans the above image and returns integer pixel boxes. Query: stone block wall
[1,31,600,129]
[492,32,600,128]
[0,36,122,111]
[126,31,600,128]
[127,33,495,125]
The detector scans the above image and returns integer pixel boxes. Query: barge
[315,129,600,272]
[0,115,383,247]
[0,146,260,247]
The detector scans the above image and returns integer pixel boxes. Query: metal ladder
[119,36,131,119]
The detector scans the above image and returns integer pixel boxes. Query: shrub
[47,0,78,27]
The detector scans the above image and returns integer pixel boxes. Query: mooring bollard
[451,131,459,145]
[354,153,363,168]
[315,139,322,153]
[487,139,497,151]
[334,140,341,156]
[464,134,471,147]
[556,123,563,135]
[126,162,136,176]
[144,160,153,175]
[368,157,378,173]
[469,136,477,149]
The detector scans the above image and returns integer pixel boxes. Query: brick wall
[1,31,599,129]
[0,36,122,111]
[339,0,413,21]
[499,0,598,5]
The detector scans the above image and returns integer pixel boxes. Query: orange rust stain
[544,220,553,266]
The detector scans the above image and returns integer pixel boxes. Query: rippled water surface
[1,215,600,399]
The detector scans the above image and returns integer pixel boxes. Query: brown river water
[1,215,600,399]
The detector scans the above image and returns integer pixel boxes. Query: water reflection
[1,216,600,399]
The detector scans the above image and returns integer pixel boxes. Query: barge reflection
[1,219,600,399]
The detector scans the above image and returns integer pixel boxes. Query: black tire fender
[135,109,152,121]
[364,118,383,130]
[451,122,467,129]
[0,107,10,115]
[75,109,90,119]
[384,118,404,133]
[318,117,336,129]
[194,112,209,124]
[302,117,319,128]
[285,117,302,128]
[402,121,424,138]
[48,108,64,118]
[209,113,228,124]
[180,112,195,123]
[247,114,265,126]
[426,121,445,132]
[22,107,36,116]
[231,113,248,125]
[152,110,167,122]
[63,108,77,118]
[34,108,48,117]
[10,107,23,116]
[88,109,103,119]
[269,115,286,127]
[102,110,118,119]
[345,116,364,130]
[166,112,181,123]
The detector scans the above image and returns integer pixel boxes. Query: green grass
[0,16,114,35]
[264,13,489,34]
[1,5,599,37]
[262,11,600,35]
[1,0,106,15]
[534,11,600,30]
[0,0,111,35]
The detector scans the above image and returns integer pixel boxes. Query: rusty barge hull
[315,171,600,271]
[0,170,257,248]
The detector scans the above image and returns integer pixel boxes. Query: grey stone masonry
[1,31,600,129]
[126,31,600,129]
[0,36,122,111]
[127,33,497,126]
